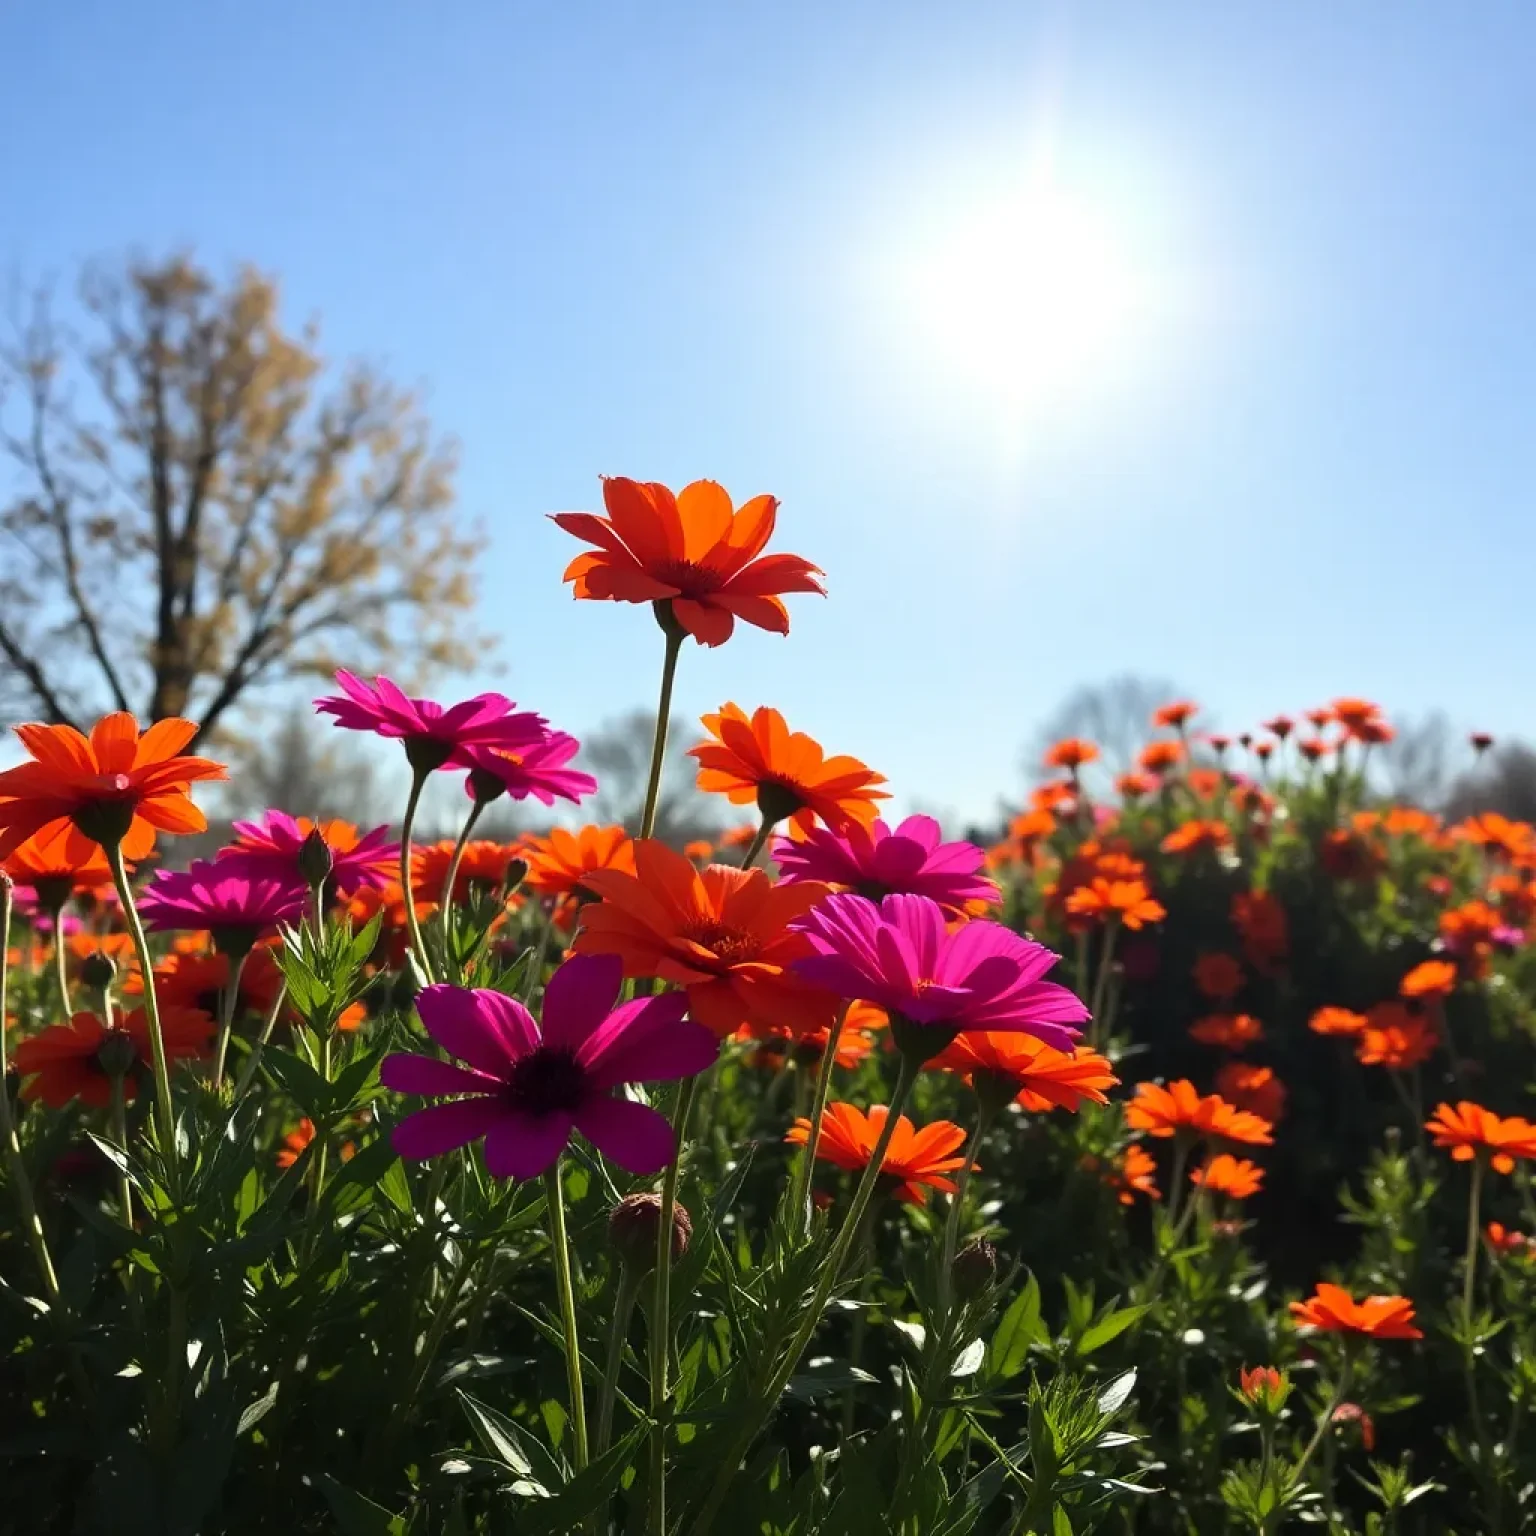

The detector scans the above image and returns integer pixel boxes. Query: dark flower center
[503,1046,588,1115]
[681,921,758,966]
[756,779,805,827]
[651,558,712,596]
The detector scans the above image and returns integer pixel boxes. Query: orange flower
[738,1017,874,1071]
[573,838,835,1037]
[785,1102,972,1204]
[1116,772,1157,800]
[0,714,226,861]
[128,947,366,1032]
[1124,1079,1274,1145]
[1138,740,1185,775]
[1356,1005,1437,1070]
[1063,877,1165,931]
[1186,767,1224,801]
[1289,1283,1422,1340]
[1297,738,1330,764]
[1399,959,1457,1000]
[1190,1013,1264,1050]
[1455,813,1535,864]
[1331,697,1388,742]
[1194,953,1244,1001]
[718,824,760,850]
[1238,1365,1289,1411]
[551,476,824,646]
[1161,819,1232,856]
[1309,1006,1368,1038]
[1090,1142,1161,1205]
[683,839,714,863]
[411,839,524,904]
[930,1032,1118,1113]
[1440,901,1501,950]
[1486,1223,1533,1257]
[845,998,890,1034]
[520,824,636,900]
[690,704,888,835]
[1044,738,1099,772]
[1319,829,1380,881]
[1215,1062,1287,1123]
[1232,890,1289,966]
[1425,1101,1536,1174]
[1152,701,1199,730]
[1,828,113,901]
[1191,1154,1264,1199]
[276,1117,357,1170]
[10,1005,214,1108]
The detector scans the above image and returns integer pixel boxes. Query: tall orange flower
[1044,738,1099,772]
[1289,1283,1422,1340]
[1161,820,1232,856]
[1455,813,1536,864]
[0,714,225,861]
[1138,740,1185,775]
[1189,1013,1264,1051]
[1356,1005,1437,1069]
[1309,1006,1368,1038]
[1063,877,1165,931]
[1425,1102,1536,1174]
[1399,959,1457,1000]
[520,825,636,899]
[1124,1079,1274,1145]
[551,476,824,646]
[785,1102,973,1204]
[572,839,836,1037]
[690,704,887,835]
[1191,1154,1264,1200]
[930,1032,1118,1113]
[1,828,113,903]
[1152,700,1199,730]
[10,1005,214,1108]
[411,840,525,903]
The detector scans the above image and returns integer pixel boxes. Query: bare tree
[1446,741,1536,824]
[1027,674,1191,775]
[582,710,724,845]
[0,254,484,739]
[1376,710,1455,807]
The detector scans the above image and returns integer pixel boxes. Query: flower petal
[579,995,716,1089]
[482,1110,573,1180]
[381,1052,505,1097]
[392,1097,504,1160]
[540,953,625,1051]
[575,1095,678,1175]
[416,985,537,1073]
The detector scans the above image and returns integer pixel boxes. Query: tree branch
[0,618,82,728]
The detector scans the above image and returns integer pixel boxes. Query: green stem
[0,883,61,1303]
[597,1268,643,1456]
[437,798,486,975]
[937,1104,992,1320]
[106,843,177,1179]
[546,1162,590,1473]
[740,816,773,869]
[1087,918,1119,1050]
[1463,1154,1485,1331]
[638,627,685,841]
[648,1075,699,1535]
[399,770,432,981]
[1290,1348,1353,1490]
[211,948,250,1089]
[231,982,288,1101]
[521,899,557,1002]
[302,1034,334,1261]
[686,1060,919,1536]
[110,1075,135,1230]
[50,903,73,1014]
[790,1004,847,1234]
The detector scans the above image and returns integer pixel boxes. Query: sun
[900,174,1142,414]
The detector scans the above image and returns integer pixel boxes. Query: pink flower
[315,670,550,774]
[772,814,998,913]
[461,731,598,808]
[381,954,717,1178]
[221,811,400,897]
[791,892,1088,1054]
[137,857,308,947]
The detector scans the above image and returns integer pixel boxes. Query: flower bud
[95,1028,139,1081]
[608,1192,691,1274]
[951,1238,999,1302]
[501,857,529,899]
[1236,1364,1290,1415]
[297,827,334,889]
[80,950,117,992]
[468,767,507,806]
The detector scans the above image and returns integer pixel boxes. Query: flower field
[2,476,1534,1535]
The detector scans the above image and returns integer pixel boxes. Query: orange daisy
[1399,959,1457,1000]
[0,714,226,861]
[573,838,835,1037]
[1189,1013,1264,1050]
[1043,738,1099,772]
[1215,1062,1287,1124]
[1152,701,1199,730]
[1425,1101,1536,1174]
[411,839,525,904]
[275,1117,357,1170]
[1138,740,1185,775]
[1454,813,1535,864]
[551,476,824,646]
[1193,952,1245,1001]
[1063,876,1166,931]
[10,1005,214,1108]
[519,824,636,900]
[1356,1005,1437,1070]
[1289,1283,1422,1340]
[1161,819,1233,856]
[1309,1006,1368,1038]
[785,1102,973,1204]
[930,1031,1118,1113]
[1124,1079,1274,1145]
[690,704,887,835]
[1,828,113,905]
[1191,1154,1264,1200]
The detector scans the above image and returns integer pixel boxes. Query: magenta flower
[221,811,399,897]
[791,892,1089,1054]
[137,857,308,950]
[772,814,998,913]
[381,954,717,1178]
[315,670,550,774]
[462,731,598,808]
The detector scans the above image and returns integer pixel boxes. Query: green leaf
[1096,1368,1136,1417]
[315,1475,407,1536]
[458,1392,556,1497]
[513,1423,648,1536]
[1076,1304,1148,1356]
[786,1358,878,1400]
[1052,1502,1074,1536]
[260,1047,333,1118]
[987,1271,1042,1380]
[951,1337,986,1378]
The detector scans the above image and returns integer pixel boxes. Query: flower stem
[437,798,486,974]
[211,948,250,1089]
[521,898,557,1002]
[638,628,685,841]
[686,1059,918,1536]
[110,1075,135,1229]
[106,843,177,1180]
[597,1268,642,1456]
[1290,1348,1353,1490]
[0,882,61,1304]
[1463,1153,1485,1331]
[791,1004,847,1235]
[49,904,73,1014]
[740,816,773,869]
[546,1161,590,1473]
[399,769,432,981]
[937,1103,992,1319]
[648,1074,699,1535]
[231,982,288,1101]
[1088,918,1119,1050]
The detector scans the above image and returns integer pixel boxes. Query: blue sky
[3,4,1532,824]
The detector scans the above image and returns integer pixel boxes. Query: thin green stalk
[437,798,486,972]
[648,1075,699,1535]
[1464,1154,1485,1331]
[1289,1348,1353,1490]
[211,948,251,1088]
[686,1060,919,1536]
[302,1034,334,1261]
[0,882,61,1303]
[231,982,288,1101]
[546,1162,590,1473]
[1087,918,1119,1050]
[638,626,685,840]
[110,1076,135,1230]
[597,1268,643,1455]
[521,899,557,1002]
[106,843,177,1178]
[936,1104,992,1319]
[740,816,773,869]
[399,770,432,980]
[50,905,73,1014]
[790,1005,847,1234]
